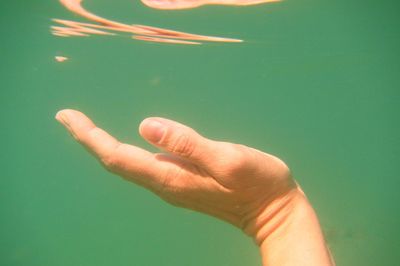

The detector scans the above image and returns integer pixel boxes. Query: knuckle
[220,144,249,176]
[157,169,183,206]
[73,132,85,144]
[170,132,195,158]
[158,168,179,194]
[100,144,123,172]
[220,144,250,175]
[100,155,119,172]
[224,160,247,177]
[159,176,173,195]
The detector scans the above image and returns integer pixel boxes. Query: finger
[55,109,178,192]
[138,117,214,165]
[138,117,263,177]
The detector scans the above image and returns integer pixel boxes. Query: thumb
[139,117,213,166]
[138,117,283,189]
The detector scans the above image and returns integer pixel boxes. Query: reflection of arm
[257,188,334,266]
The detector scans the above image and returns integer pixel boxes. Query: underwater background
[1,0,399,265]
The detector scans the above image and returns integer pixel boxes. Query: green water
[1,0,399,265]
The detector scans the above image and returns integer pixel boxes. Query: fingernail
[141,119,165,143]
[55,111,69,126]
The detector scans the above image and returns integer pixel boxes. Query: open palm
[56,109,296,243]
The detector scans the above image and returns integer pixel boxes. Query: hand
[56,109,334,265]
[55,109,297,244]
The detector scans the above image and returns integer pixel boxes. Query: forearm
[253,188,334,266]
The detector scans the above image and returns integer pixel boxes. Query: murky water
[1,0,399,265]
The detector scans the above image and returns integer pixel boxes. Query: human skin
[55,109,334,266]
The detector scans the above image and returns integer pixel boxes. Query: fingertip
[55,110,62,121]
[139,118,166,143]
[55,109,69,126]
[55,109,89,129]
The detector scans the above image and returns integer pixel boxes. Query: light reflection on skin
[52,0,279,44]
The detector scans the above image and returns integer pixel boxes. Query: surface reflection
[51,0,278,44]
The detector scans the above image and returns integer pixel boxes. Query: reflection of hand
[141,0,280,10]
[56,109,334,265]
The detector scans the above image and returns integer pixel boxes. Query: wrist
[244,186,334,265]
[242,186,303,246]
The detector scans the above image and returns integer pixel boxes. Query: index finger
[55,109,174,192]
